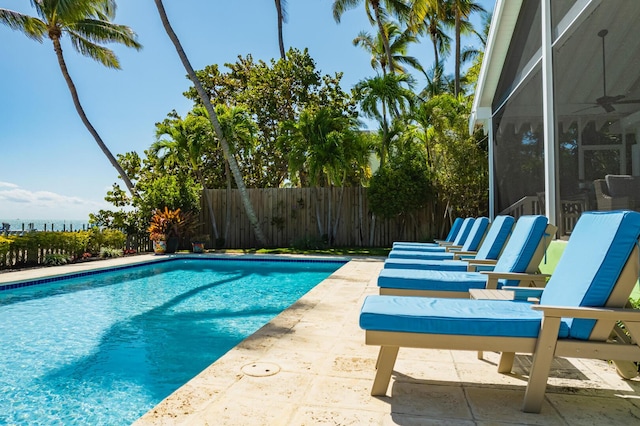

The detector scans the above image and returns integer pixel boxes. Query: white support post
[488,119,495,220]
[541,0,557,231]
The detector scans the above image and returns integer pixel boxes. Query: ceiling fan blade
[613,98,640,104]
[602,103,616,113]
[573,104,601,113]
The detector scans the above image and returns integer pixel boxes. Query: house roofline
[470,0,524,133]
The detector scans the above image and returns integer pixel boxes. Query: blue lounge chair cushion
[385,216,514,270]
[459,217,489,251]
[473,215,515,260]
[360,295,570,338]
[381,215,548,293]
[491,215,549,276]
[445,217,464,243]
[539,210,640,339]
[378,269,488,292]
[392,217,465,248]
[388,250,459,260]
[392,218,476,251]
[384,258,471,271]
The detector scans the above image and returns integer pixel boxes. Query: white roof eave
[470,0,524,134]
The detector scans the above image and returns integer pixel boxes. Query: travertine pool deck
[2,255,640,425]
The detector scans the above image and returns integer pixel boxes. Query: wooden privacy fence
[200,187,442,248]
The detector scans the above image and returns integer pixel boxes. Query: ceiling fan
[581,29,640,113]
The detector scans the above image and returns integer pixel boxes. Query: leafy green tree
[185,49,357,187]
[153,0,268,246]
[368,145,433,219]
[0,0,142,196]
[414,93,488,216]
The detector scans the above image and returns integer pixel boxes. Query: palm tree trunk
[224,160,232,245]
[197,170,219,239]
[331,181,346,245]
[327,186,333,245]
[51,38,137,197]
[372,2,394,75]
[314,187,324,237]
[275,0,286,59]
[153,0,268,247]
[431,35,439,70]
[455,12,461,96]
[380,102,389,167]
[369,212,376,246]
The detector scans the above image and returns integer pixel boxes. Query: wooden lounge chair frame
[366,243,640,413]
[380,224,557,298]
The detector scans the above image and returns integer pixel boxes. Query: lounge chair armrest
[469,264,496,272]
[532,305,640,321]
[481,272,549,289]
[481,271,549,281]
[452,250,477,259]
[445,245,463,252]
[455,254,478,261]
[501,286,544,301]
[466,259,497,271]
[467,259,497,265]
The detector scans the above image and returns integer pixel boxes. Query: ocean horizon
[0,219,91,232]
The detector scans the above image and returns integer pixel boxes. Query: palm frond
[69,19,141,49]
[68,31,119,68]
[332,0,360,23]
[0,9,46,41]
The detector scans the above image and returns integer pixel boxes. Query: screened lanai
[472,0,640,236]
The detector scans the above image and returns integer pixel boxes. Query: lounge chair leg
[523,317,561,413]
[613,360,639,379]
[371,345,399,396]
[498,352,515,373]
[477,351,484,360]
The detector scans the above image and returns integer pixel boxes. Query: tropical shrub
[368,147,434,219]
[99,247,123,258]
[43,253,69,266]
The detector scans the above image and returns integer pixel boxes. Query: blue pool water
[0,257,345,425]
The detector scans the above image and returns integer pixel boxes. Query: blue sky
[0,0,493,220]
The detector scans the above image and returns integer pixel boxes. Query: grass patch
[214,247,391,257]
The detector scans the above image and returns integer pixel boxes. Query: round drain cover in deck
[241,362,281,377]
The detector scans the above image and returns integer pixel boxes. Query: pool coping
[0,253,350,290]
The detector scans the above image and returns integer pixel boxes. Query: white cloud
[0,184,109,219]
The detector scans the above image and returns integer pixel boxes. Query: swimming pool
[0,257,346,425]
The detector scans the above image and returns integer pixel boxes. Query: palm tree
[355,73,415,166]
[0,0,141,196]
[153,0,268,247]
[332,0,409,75]
[152,109,222,242]
[353,20,425,76]
[282,107,369,244]
[447,0,485,96]
[210,104,258,244]
[274,0,287,59]
[411,1,453,73]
